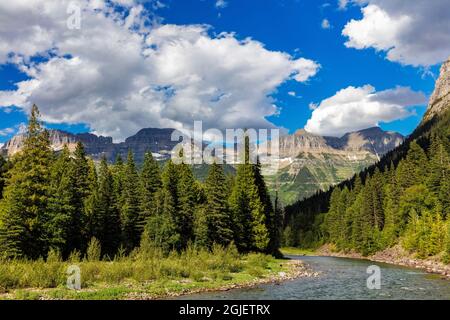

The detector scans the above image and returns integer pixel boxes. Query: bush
[86,237,102,262]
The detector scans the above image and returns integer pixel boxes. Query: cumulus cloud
[341,0,450,66]
[215,0,228,9]
[305,85,427,137]
[321,19,331,29]
[0,127,15,137]
[0,0,319,141]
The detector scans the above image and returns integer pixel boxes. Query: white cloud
[321,19,331,29]
[305,85,427,137]
[0,0,319,141]
[215,0,228,9]
[308,102,318,110]
[0,127,15,137]
[288,91,296,97]
[342,0,450,66]
[338,0,350,10]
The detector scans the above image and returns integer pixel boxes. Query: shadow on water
[176,256,450,300]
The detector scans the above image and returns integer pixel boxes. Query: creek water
[178,255,450,300]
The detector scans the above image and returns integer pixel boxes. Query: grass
[0,245,291,300]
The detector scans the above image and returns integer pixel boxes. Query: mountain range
[265,126,404,203]
[0,124,403,204]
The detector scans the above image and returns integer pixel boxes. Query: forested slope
[283,103,450,261]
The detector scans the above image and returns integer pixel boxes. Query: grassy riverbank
[0,245,314,300]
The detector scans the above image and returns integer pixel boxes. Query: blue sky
[0,0,447,143]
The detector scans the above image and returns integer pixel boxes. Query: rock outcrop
[423,56,450,122]
[0,128,177,162]
[267,127,404,204]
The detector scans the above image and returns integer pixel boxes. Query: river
[178,256,450,300]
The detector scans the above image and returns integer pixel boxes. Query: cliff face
[423,56,450,122]
[279,127,403,158]
[267,127,404,204]
[0,128,177,162]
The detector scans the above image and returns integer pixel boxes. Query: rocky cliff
[0,128,178,162]
[266,127,404,204]
[423,56,450,122]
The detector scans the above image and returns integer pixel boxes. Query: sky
[0,0,449,144]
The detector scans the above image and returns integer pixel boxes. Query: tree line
[0,105,283,260]
[283,108,450,261]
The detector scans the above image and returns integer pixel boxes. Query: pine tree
[193,204,209,248]
[46,145,76,256]
[0,105,53,259]
[204,162,233,248]
[272,193,284,255]
[139,152,162,233]
[147,159,182,251]
[97,156,121,257]
[120,151,141,251]
[0,155,7,199]
[83,159,101,243]
[253,158,278,254]
[68,141,90,252]
[427,136,448,194]
[324,187,341,242]
[176,157,197,249]
[229,135,269,252]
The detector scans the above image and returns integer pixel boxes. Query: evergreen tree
[0,155,7,199]
[46,145,76,256]
[176,157,197,249]
[145,164,181,253]
[272,193,284,255]
[193,204,209,248]
[253,159,278,254]
[204,162,233,248]
[68,142,90,252]
[97,156,121,257]
[0,105,53,258]
[139,152,162,233]
[120,151,141,251]
[229,135,269,252]
[83,159,101,243]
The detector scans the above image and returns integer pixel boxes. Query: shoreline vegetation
[0,246,317,300]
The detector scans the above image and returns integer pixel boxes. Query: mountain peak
[423,56,450,122]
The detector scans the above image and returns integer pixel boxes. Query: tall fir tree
[120,151,141,251]
[204,162,233,248]
[177,157,198,249]
[145,160,181,252]
[0,105,53,259]
[253,158,279,255]
[68,141,90,252]
[46,145,76,256]
[139,152,162,233]
[97,156,121,257]
[272,192,284,255]
[0,155,6,199]
[83,159,101,244]
[229,135,269,253]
